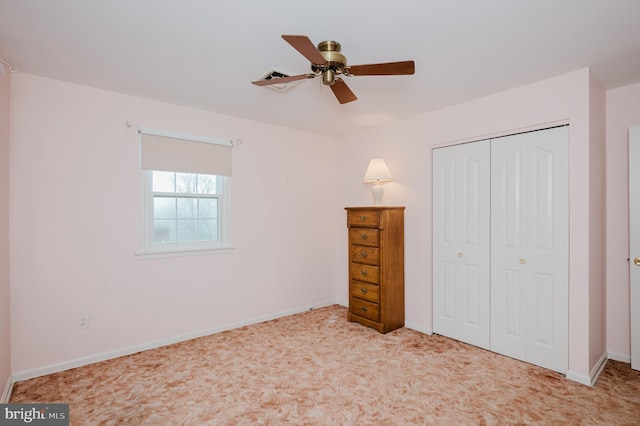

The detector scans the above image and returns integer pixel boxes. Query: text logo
[1,404,69,425]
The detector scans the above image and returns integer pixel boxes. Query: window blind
[139,128,232,176]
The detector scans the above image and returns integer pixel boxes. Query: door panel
[497,268,525,356]
[492,141,527,360]
[463,264,480,326]
[630,125,640,370]
[491,126,568,373]
[503,149,523,249]
[433,140,490,349]
[530,272,554,347]
[526,128,568,373]
[533,147,554,250]
[463,156,480,246]
[442,261,455,319]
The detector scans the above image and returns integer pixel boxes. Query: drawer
[349,228,379,247]
[347,210,380,228]
[350,263,379,284]
[350,297,380,322]
[350,246,379,266]
[350,281,380,303]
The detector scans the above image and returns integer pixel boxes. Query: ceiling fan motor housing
[313,40,347,86]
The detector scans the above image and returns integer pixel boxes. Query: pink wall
[589,74,607,369]
[605,81,640,360]
[9,74,340,374]
[336,68,603,379]
[0,53,11,397]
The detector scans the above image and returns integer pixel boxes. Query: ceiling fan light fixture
[323,69,336,86]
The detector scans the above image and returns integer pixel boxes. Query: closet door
[490,126,569,373]
[433,140,491,349]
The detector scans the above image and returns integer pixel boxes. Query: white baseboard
[1,376,12,403]
[566,351,608,386]
[589,352,608,385]
[607,351,631,363]
[13,300,338,383]
[565,370,592,386]
[406,322,433,335]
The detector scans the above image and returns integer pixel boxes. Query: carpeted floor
[10,305,640,425]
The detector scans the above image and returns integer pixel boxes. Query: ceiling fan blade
[330,79,358,104]
[251,74,315,86]
[348,60,415,76]
[281,35,327,65]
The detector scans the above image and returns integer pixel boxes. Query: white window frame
[136,170,233,258]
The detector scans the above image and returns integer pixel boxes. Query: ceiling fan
[251,35,415,104]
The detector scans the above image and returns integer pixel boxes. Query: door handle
[634,257,640,266]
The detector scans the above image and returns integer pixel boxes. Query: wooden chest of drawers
[345,206,405,333]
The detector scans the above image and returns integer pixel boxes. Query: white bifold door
[433,140,491,349]
[432,126,568,374]
[490,126,568,374]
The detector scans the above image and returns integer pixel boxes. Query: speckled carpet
[10,305,640,425]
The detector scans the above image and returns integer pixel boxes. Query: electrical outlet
[78,315,89,329]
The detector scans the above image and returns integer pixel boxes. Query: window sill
[135,245,234,259]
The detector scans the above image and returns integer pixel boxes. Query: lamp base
[372,183,384,206]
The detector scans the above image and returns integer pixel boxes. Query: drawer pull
[360,288,368,294]
[360,251,369,258]
[361,306,369,312]
[360,233,368,241]
[359,216,367,221]
[360,270,369,277]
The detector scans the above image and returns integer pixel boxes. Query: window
[137,128,232,256]
[151,171,223,243]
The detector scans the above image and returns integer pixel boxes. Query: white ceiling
[1,0,640,137]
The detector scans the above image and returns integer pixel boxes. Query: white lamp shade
[363,158,392,182]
